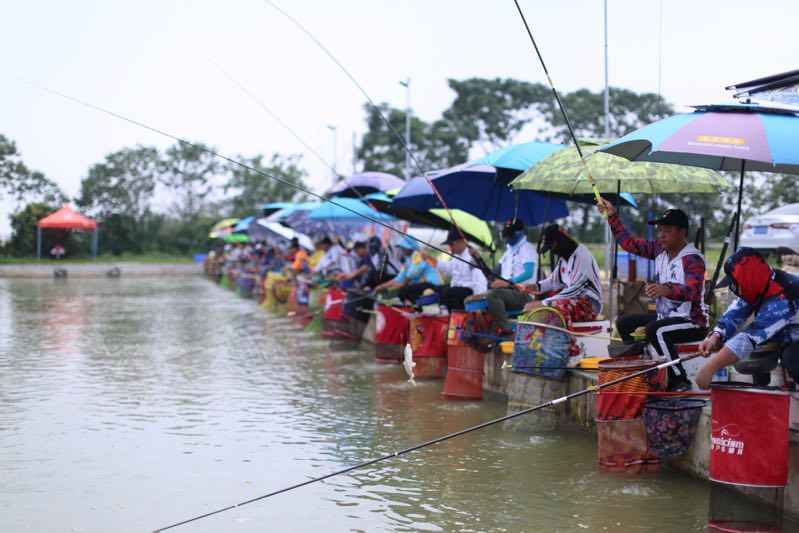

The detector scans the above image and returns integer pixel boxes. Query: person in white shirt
[477,220,538,332]
[524,224,602,355]
[313,236,353,278]
[436,229,488,310]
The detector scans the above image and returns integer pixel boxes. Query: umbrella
[223,232,249,244]
[600,102,799,285]
[233,216,255,233]
[393,163,568,225]
[308,197,395,222]
[512,138,728,195]
[284,207,370,241]
[601,103,799,236]
[264,202,321,223]
[251,219,314,251]
[472,140,563,180]
[326,171,404,198]
[364,192,494,249]
[261,202,298,217]
[209,218,239,239]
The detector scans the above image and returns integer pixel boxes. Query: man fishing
[336,240,379,323]
[374,237,441,304]
[696,248,799,389]
[523,224,602,354]
[313,236,352,279]
[477,219,538,333]
[434,229,488,310]
[597,199,707,391]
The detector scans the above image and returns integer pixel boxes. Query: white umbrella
[252,219,314,251]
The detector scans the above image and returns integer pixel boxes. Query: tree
[5,202,88,258]
[0,134,66,204]
[77,145,158,219]
[356,104,470,176]
[224,153,308,218]
[158,142,221,219]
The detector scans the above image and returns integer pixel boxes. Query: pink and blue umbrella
[393,163,568,225]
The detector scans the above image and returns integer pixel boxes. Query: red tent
[36,205,99,258]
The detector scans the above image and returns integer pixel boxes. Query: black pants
[397,282,437,304]
[781,342,799,382]
[617,313,707,383]
[439,286,473,311]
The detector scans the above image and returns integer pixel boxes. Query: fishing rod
[152,353,701,531]
[263,0,491,263]
[511,0,603,205]
[28,82,513,285]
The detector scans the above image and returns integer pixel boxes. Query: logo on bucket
[711,422,745,456]
[376,310,386,333]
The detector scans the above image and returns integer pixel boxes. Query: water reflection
[0,277,795,532]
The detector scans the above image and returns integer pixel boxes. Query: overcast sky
[1,0,795,236]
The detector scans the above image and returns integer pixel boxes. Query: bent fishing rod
[30,83,512,285]
[263,0,493,256]
[152,353,702,532]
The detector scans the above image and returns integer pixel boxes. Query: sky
[0,0,795,237]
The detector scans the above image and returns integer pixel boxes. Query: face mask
[506,231,524,246]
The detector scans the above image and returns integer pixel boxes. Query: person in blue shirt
[696,248,799,389]
[375,236,442,304]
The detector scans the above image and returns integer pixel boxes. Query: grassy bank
[0,253,195,264]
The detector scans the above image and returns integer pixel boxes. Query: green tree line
[2,77,796,258]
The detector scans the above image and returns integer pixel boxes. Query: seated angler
[597,199,707,391]
[479,219,538,333]
[524,225,602,350]
[435,229,488,310]
[313,236,353,281]
[374,236,441,304]
[696,248,799,389]
[336,240,379,324]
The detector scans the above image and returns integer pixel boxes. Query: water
[0,277,789,532]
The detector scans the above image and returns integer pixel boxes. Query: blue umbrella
[472,141,563,172]
[308,197,395,222]
[393,163,568,225]
[232,216,254,233]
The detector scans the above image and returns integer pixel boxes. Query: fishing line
[152,353,701,531]
[511,0,603,204]
[26,81,509,283]
[263,0,488,254]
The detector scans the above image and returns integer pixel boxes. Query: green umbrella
[223,232,249,243]
[511,139,730,194]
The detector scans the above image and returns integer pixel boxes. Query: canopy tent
[36,205,99,259]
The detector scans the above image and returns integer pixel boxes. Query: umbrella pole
[733,161,746,250]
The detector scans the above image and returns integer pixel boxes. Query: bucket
[643,399,706,458]
[323,287,346,321]
[447,311,469,347]
[710,383,790,487]
[512,319,571,380]
[596,359,664,420]
[441,341,484,401]
[374,304,411,363]
[409,315,449,357]
[596,417,660,473]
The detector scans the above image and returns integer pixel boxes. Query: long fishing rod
[152,353,701,532]
[28,82,511,284]
[511,0,603,205]
[263,0,485,257]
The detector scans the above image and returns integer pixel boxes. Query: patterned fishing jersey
[609,214,708,327]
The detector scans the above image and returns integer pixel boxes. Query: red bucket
[323,287,346,321]
[375,305,411,345]
[447,311,469,347]
[441,344,484,400]
[409,315,449,357]
[710,384,790,488]
[597,359,664,420]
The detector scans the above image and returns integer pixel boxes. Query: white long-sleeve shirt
[313,244,352,275]
[437,249,488,295]
[499,239,538,285]
[538,243,603,313]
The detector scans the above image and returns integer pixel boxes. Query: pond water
[0,277,790,532]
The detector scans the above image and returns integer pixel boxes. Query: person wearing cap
[598,199,708,390]
[696,248,799,389]
[476,219,538,332]
[524,225,602,354]
[337,241,379,323]
[435,229,488,310]
[374,236,442,303]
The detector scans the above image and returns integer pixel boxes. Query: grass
[0,253,196,264]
